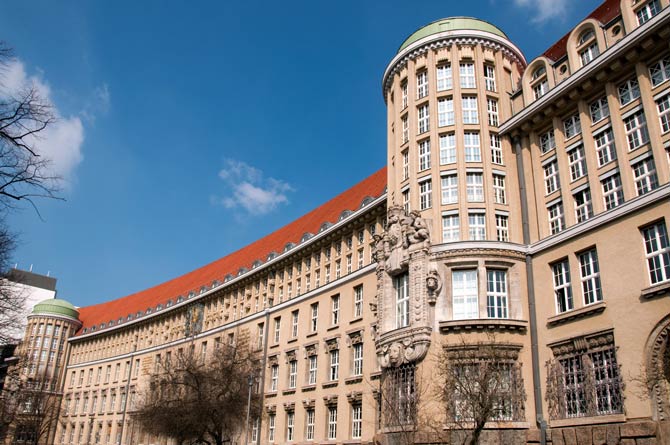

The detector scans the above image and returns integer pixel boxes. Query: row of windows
[69,360,138,389]
[59,421,123,445]
[267,403,362,443]
[64,387,131,417]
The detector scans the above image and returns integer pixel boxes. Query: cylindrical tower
[382,17,526,244]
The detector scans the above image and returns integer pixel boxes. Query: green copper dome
[398,17,509,53]
[32,298,79,320]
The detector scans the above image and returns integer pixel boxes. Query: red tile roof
[542,0,621,61]
[76,167,387,334]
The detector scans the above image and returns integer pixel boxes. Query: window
[416,71,428,99]
[642,221,670,284]
[418,139,430,171]
[327,406,338,440]
[402,189,410,213]
[268,414,276,442]
[462,96,479,124]
[487,270,508,318]
[637,0,661,25]
[484,64,496,92]
[593,128,616,167]
[441,174,458,204]
[618,78,640,105]
[589,97,609,123]
[353,343,363,376]
[354,285,363,318]
[579,41,599,67]
[310,303,318,332]
[624,110,649,150]
[270,365,278,391]
[331,295,340,325]
[437,64,453,91]
[402,150,409,180]
[469,212,486,240]
[487,98,499,126]
[286,412,295,441]
[544,161,560,194]
[381,363,416,426]
[533,79,549,99]
[288,360,297,389]
[540,130,556,154]
[563,114,581,139]
[302,354,317,386]
[417,104,429,134]
[495,214,509,242]
[438,97,455,126]
[466,173,484,202]
[401,80,408,109]
[568,144,587,181]
[632,157,658,195]
[401,115,409,144]
[395,272,410,328]
[329,350,339,381]
[490,134,503,165]
[306,409,315,441]
[553,260,573,313]
[601,173,624,210]
[548,202,565,235]
[257,323,264,350]
[453,270,478,319]
[273,317,281,344]
[579,249,602,305]
[442,214,460,242]
[439,133,456,164]
[464,132,481,162]
[657,94,670,133]
[493,174,506,204]
[419,180,432,210]
[574,188,593,223]
[291,310,299,338]
[460,62,475,88]
[352,404,363,439]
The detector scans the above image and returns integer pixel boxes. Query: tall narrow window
[306,409,315,441]
[418,139,431,171]
[440,133,456,164]
[579,38,599,66]
[286,412,295,442]
[330,350,339,381]
[310,303,318,332]
[438,97,455,126]
[273,317,281,344]
[462,96,479,124]
[401,115,409,144]
[442,214,460,242]
[416,71,428,99]
[594,129,616,167]
[268,414,276,442]
[354,285,363,318]
[574,188,593,223]
[288,360,297,389]
[441,174,458,205]
[493,174,506,204]
[401,80,408,109]
[553,260,573,313]
[352,404,363,439]
[548,201,565,235]
[328,406,338,440]
[632,157,658,195]
[402,150,409,180]
[487,98,499,126]
[331,295,340,325]
[495,214,509,242]
[418,104,429,134]
[601,174,623,210]
[353,343,363,376]
[486,270,508,318]
[437,64,453,91]
[291,310,299,338]
[460,63,475,88]
[540,130,556,154]
[484,65,496,91]
[490,134,503,165]
[464,132,481,162]
[568,145,587,181]
[419,180,432,210]
[624,111,649,150]
[642,221,670,285]
[468,212,486,240]
[395,272,410,328]
[270,365,278,392]
[452,270,478,319]
[466,173,484,202]
[402,189,410,214]
[657,94,670,133]
[579,249,602,305]
[308,355,318,385]
[544,161,560,194]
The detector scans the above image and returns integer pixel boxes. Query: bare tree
[132,338,262,445]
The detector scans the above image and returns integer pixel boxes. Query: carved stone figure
[426,268,442,304]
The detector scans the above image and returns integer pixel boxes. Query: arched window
[531,66,546,80]
[578,29,595,45]
[577,28,599,66]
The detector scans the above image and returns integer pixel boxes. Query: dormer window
[636,0,661,25]
[177,296,184,303]
[156,304,163,311]
[531,66,546,80]
[578,30,595,45]
[577,29,599,67]
[530,65,549,100]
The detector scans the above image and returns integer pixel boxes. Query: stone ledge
[322,381,338,389]
[549,413,625,428]
[439,318,528,332]
[641,281,670,299]
[345,376,363,385]
[547,302,606,327]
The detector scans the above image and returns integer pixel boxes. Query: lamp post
[243,374,254,445]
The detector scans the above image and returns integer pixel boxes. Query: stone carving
[372,206,431,275]
[324,337,339,353]
[285,349,297,363]
[377,327,431,368]
[347,330,363,346]
[304,343,318,358]
[426,267,441,304]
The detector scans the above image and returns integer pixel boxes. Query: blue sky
[1,0,601,307]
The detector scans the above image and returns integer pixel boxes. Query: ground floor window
[381,362,416,427]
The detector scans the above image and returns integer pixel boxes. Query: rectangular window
[540,129,556,154]
[402,150,409,180]
[579,42,599,66]
[416,71,428,99]
[462,96,479,124]
[273,317,281,344]
[438,97,455,126]
[353,343,363,376]
[495,214,509,242]
[574,188,593,223]
[469,212,486,240]
[286,412,295,442]
[579,249,602,305]
[601,173,624,210]
[589,97,610,123]
[418,139,431,171]
[401,115,409,144]
[306,409,315,441]
[437,64,453,91]
[354,285,363,318]
[553,260,573,313]
[464,131,481,162]
[291,310,299,338]
[442,214,460,242]
[624,110,650,150]
[439,133,456,164]
[493,174,506,204]
[533,79,549,99]
[331,295,340,325]
[544,161,560,195]
[402,189,410,214]
[632,157,659,195]
[417,104,430,134]
[594,128,616,167]
[330,350,339,381]
[568,144,587,181]
[453,270,478,319]
[637,0,661,24]
[328,406,338,440]
[257,323,264,350]
[308,355,318,385]
[288,360,297,389]
[466,173,484,202]
[487,98,499,126]
[395,272,410,328]
[358,248,364,269]
[419,180,432,210]
[310,303,318,332]
[642,221,670,284]
[649,55,670,86]
[401,80,408,109]
[657,94,670,133]
[268,414,276,442]
[441,174,458,204]
[460,62,475,88]
[486,270,508,318]
[563,114,582,139]
[618,78,640,105]
[548,201,565,235]
[484,64,496,92]
[490,134,503,165]
[352,404,363,439]
[270,365,279,391]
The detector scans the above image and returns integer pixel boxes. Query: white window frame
[589,97,609,123]
[439,133,456,164]
[286,412,295,442]
[395,272,410,328]
[308,355,318,385]
[401,80,408,109]
[642,221,670,285]
[419,179,432,210]
[288,360,297,389]
[601,173,624,210]
[310,303,318,332]
[618,78,640,105]
[579,249,602,305]
[273,317,281,344]
[331,295,340,326]
[402,150,409,180]
[657,94,670,134]
[486,269,508,318]
[268,414,276,443]
[306,409,315,441]
[452,270,478,319]
[563,114,582,139]
[438,97,455,126]
[495,214,509,242]
[484,64,496,92]
[270,365,279,392]
[329,350,339,381]
[291,310,299,338]
[354,285,363,318]
[352,404,363,439]
[490,134,503,165]
[460,62,476,88]
[353,343,363,376]
[632,157,659,195]
[416,71,428,99]
[548,201,565,234]
[637,0,661,25]
[579,41,600,67]
[442,214,460,242]
[493,174,506,204]
[466,172,484,202]
[540,129,556,154]
[441,174,458,205]
[487,98,499,126]
[418,139,431,171]
[574,188,593,223]
[568,144,587,181]
[594,128,617,167]
[417,104,430,134]
[328,406,338,440]
[437,64,453,91]
[553,260,573,313]
[464,131,481,162]
[401,115,409,144]
[533,78,549,99]
[624,110,650,150]
[468,212,486,241]
[544,161,560,195]
[462,96,479,124]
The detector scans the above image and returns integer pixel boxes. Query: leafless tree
[132,338,262,445]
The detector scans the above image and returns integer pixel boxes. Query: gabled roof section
[76,167,387,334]
[542,0,621,61]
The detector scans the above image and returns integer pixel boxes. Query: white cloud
[214,159,293,215]
[0,58,85,184]
[513,0,570,23]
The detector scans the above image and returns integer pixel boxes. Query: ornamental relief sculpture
[372,205,435,369]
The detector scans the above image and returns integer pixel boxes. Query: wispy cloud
[513,0,571,23]
[0,58,85,184]
[213,159,293,215]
